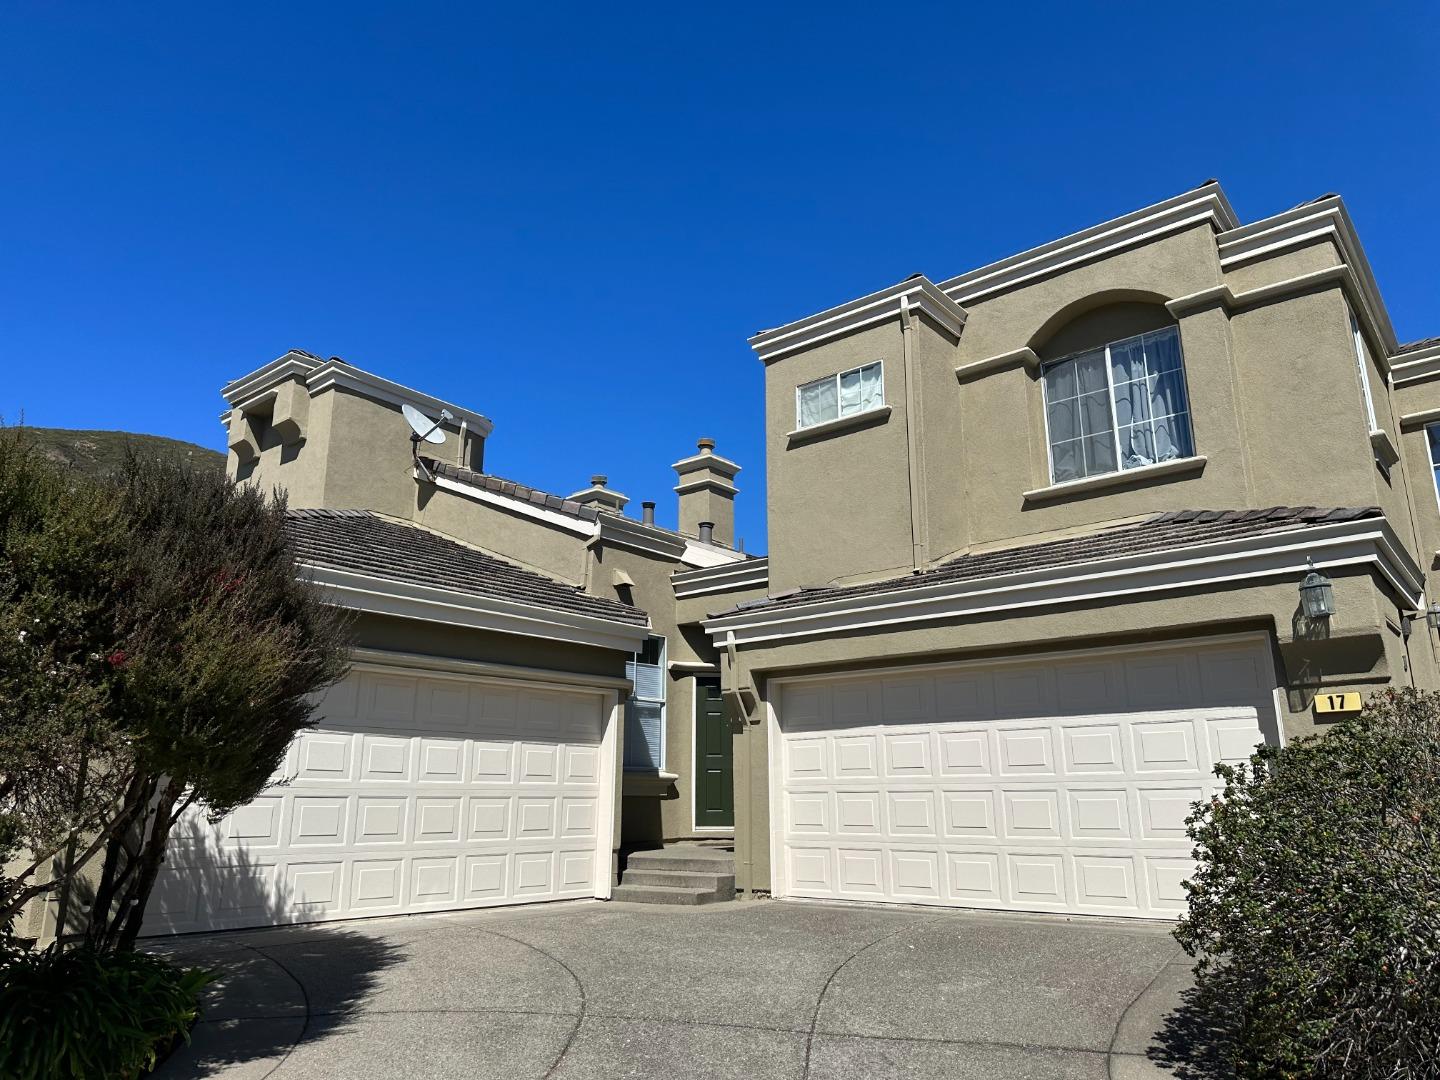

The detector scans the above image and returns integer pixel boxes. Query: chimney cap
[590,474,607,487]
[697,437,715,453]
[641,499,656,508]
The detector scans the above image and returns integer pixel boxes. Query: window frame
[1348,305,1381,435]
[794,360,884,431]
[1039,325,1196,486]
[623,634,667,772]
[1425,423,1440,515]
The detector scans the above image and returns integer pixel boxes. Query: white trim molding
[1392,342,1440,387]
[703,516,1423,648]
[429,471,599,538]
[785,404,892,445]
[1215,196,1396,354]
[1022,456,1207,503]
[750,276,967,363]
[941,183,1238,304]
[673,557,770,599]
[303,563,652,653]
[222,351,493,435]
[955,347,1040,384]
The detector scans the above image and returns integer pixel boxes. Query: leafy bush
[1175,687,1440,1079]
[0,946,213,1079]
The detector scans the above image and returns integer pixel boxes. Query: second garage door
[146,663,617,935]
[772,637,1278,919]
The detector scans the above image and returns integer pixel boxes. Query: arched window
[1041,324,1194,484]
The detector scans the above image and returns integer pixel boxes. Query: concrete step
[620,869,734,892]
[610,883,730,906]
[625,848,736,875]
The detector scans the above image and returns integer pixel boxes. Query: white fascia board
[1216,197,1397,354]
[673,555,768,583]
[303,564,650,653]
[1392,345,1440,386]
[429,472,599,538]
[307,361,494,435]
[749,276,967,363]
[673,565,770,599]
[222,353,321,406]
[680,541,748,569]
[939,185,1238,305]
[703,518,1423,647]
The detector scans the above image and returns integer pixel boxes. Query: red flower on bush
[107,649,128,668]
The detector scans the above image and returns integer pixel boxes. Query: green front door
[694,677,734,829]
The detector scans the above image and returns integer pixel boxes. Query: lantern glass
[1299,570,1335,619]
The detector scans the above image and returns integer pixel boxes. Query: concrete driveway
[151,898,1198,1080]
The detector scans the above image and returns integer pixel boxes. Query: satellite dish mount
[402,403,452,480]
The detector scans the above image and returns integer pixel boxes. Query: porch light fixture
[1425,604,1440,631]
[1299,561,1336,620]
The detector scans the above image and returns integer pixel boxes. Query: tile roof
[718,507,1382,616]
[286,509,649,626]
[424,459,602,522]
[1396,336,1440,356]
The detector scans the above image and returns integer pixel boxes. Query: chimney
[567,473,629,514]
[698,521,714,545]
[641,500,656,526]
[672,438,740,546]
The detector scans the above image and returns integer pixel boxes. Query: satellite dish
[402,403,450,446]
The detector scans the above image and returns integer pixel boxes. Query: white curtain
[798,378,837,428]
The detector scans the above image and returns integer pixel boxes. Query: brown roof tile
[286,509,649,626]
[718,506,1381,616]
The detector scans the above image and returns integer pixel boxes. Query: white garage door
[146,665,616,934]
[773,638,1278,919]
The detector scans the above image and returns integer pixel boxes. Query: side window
[1349,307,1381,433]
[623,635,666,771]
[796,361,883,429]
[1426,424,1440,512]
[1041,325,1194,484]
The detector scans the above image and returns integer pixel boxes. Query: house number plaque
[1313,692,1362,715]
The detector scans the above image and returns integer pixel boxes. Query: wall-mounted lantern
[1425,604,1440,630]
[1299,562,1336,620]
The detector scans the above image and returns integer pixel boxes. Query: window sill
[1370,428,1400,467]
[786,405,891,446]
[1023,455,1207,503]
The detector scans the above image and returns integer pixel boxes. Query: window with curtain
[796,361,883,429]
[623,635,666,771]
[1042,325,1194,484]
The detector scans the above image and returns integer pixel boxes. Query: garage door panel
[418,738,466,783]
[1074,856,1138,910]
[883,732,932,777]
[836,848,886,896]
[1062,725,1125,774]
[995,726,1056,775]
[1067,790,1131,840]
[355,797,408,845]
[787,791,830,834]
[937,730,991,776]
[835,790,882,834]
[359,735,412,782]
[834,734,880,778]
[942,790,997,837]
[146,672,612,935]
[776,640,1273,919]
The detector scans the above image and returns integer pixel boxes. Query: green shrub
[0,946,213,1080]
[1175,687,1440,1079]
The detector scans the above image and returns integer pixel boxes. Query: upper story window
[1426,425,1440,511]
[796,361,883,430]
[1349,307,1381,433]
[623,635,666,772]
[1041,325,1194,484]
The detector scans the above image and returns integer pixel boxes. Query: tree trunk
[115,777,179,952]
[85,773,153,950]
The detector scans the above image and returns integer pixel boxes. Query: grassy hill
[18,427,226,479]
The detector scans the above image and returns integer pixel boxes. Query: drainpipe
[900,295,928,571]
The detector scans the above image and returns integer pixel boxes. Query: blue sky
[3,3,1435,551]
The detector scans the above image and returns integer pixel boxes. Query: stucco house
[132,179,1440,934]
